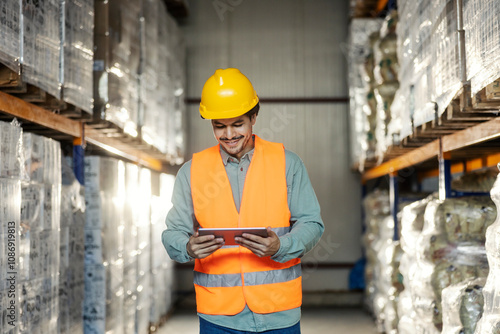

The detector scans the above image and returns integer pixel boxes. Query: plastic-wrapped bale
[61,0,94,113]
[18,133,62,334]
[452,168,498,193]
[140,0,171,154]
[397,0,435,129]
[21,0,61,99]
[83,157,125,333]
[441,277,486,334]
[0,0,21,72]
[370,203,406,332]
[136,168,152,334]
[94,0,141,136]
[413,197,496,332]
[0,120,23,179]
[165,13,186,165]
[464,0,500,96]
[59,157,85,334]
[374,195,421,334]
[347,19,382,170]
[150,173,176,327]
[362,189,390,314]
[397,288,417,334]
[123,163,139,333]
[475,165,500,334]
[0,179,21,333]
[398,195,435,334]
[373,10,400,161]
[430,0,463,117]
[377,239,404,334]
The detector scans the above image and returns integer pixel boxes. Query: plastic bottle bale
[441,198,497,244]
[397,289,417,334]
[475,166,500,334]
[442,277,486,334]
[400,195,435,257]
[452,168,498,193]
[374,291,388,333]
[384,296,399,334]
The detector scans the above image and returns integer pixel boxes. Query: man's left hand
[235,226,280,257]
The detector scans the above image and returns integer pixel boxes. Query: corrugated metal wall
[181,0,361,292]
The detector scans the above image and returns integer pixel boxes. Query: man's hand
[235,226,280,257]
[187,232,224,259]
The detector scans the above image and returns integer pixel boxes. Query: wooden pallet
[0,63,92,120]
[472,79,500,110]
[385,80,500,163]
[407,84,498,142]
[0,63,24,92]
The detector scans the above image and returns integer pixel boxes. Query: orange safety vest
[191,135,302,315]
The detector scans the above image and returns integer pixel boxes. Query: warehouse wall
[180,0,361,293]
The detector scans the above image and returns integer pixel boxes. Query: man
[163,68,324,333]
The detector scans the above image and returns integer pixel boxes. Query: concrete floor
[156,306,377,334]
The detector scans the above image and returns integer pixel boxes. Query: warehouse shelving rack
[0,91,169,178]
[351,0,500,241]
[361,116,500,241]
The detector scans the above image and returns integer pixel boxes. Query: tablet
[198,227,268,246]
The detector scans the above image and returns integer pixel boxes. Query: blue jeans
[199,317,301,334]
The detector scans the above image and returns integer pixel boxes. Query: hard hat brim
[199,95,259,119]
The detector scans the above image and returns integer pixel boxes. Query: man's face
[211,114,256,160]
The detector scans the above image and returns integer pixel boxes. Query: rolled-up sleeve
[162,161,196,263]
[271,150,324,263]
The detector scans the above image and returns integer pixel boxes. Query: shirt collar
[220,146,255,165]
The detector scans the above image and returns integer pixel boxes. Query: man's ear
[250,113,257,125]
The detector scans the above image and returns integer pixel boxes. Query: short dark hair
[244,103,260,119]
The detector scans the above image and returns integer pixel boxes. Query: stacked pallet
[349,1,500,167]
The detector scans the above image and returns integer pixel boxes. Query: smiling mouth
[222,137,243,147]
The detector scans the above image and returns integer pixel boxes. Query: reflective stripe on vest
[191,136,302,315]
[194,263,302,287]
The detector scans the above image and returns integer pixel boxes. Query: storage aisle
[157,307,376,334]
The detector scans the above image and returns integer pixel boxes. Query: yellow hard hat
[199,68,259,119]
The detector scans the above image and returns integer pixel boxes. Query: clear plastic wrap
[150,173,176,325]
[94,0,141,136]
[83,156,125,333]
[373,10,400,161]
[0,0,21,72]
[1,120,24,179]
[165,13,186,165]
[23,133,62,185]
[442,277,486,334]
[348,19,383,170]
[362,189,390,315]
[123,162,139,333]
[14,132,62,334]
[21,0,61,99]
[431,0,463,117]
[396,0,435,129]
[464,0,500,95]
[136,168,152,334]
[61,0,94,113]
[411,196,496,331]
[452,168,498,193]
[475,165,500,334]
[363,190,409,332]
[59,157,85,334]
[397,195,436,334]
[0,179,21,334]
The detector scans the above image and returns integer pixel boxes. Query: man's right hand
[187,232,225,259]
